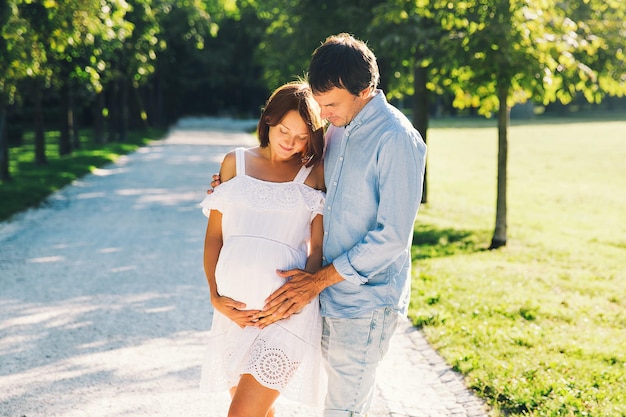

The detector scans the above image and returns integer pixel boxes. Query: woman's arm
[203,210,224,301]
[202,150,236,295]
[304,214,323,273]
[204,211,261,328]
[304,161,325,192]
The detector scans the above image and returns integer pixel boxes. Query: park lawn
[410,116,626,416]
[0,128,164,222]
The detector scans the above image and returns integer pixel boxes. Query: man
[257,33,427,417]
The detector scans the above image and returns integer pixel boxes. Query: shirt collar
[346,89,386,133]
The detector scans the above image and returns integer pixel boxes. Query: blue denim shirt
[321,90,427,318]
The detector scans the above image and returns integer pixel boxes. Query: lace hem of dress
[200,330,325,407]
[244,339,300,388]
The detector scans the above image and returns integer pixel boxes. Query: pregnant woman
[199,82,326,417]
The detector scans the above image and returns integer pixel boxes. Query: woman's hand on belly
[211,294,262,328]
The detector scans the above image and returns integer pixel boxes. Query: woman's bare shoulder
[220,147,261,182]
[219,151,237,182]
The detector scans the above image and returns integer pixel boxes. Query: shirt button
[339,156,344,161]
[333,181,337,186]
[327,205,331,210]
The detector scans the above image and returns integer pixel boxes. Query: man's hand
[254,269,316,328]
[212,295,261,328]
[255,265,343,328]
[207,173,221,195]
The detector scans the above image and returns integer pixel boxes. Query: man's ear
[359,86,373,99]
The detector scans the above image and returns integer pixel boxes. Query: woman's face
[268,110,309,159]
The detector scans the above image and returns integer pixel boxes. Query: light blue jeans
[321,307,399,417]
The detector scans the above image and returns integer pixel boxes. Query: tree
[1,0,48,176]
[369,0,625,248]
[148,0,231,124]
[15,0,56,165]
[87,0,134,143]
[451,0,626,248]
[0,0,33,180]
[197,2,269,117]
[54,0,110,154]
[102,0,162,142]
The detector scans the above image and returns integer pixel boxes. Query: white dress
[199,147,326,407]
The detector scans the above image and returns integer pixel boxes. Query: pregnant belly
[214,236,306,310]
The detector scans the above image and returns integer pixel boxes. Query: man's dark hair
[308,33,380,96]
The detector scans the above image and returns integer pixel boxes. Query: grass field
[410,115,626,416]
[0,129,163,222]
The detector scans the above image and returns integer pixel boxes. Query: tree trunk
[70,79,80,150]
[154,64,165,128]
[135,85,150,131]
[490,82,509,249]
[108,82,119,142]
[94,91,106,144]
[412,62,429,204]
[120,77,129,142]
[59,78,73,156]
[34,80,47,166]
[0,98,11,181]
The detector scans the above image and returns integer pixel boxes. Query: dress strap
[293,164,313,183]
[234,147,246,176]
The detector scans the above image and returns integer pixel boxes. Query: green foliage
[175,1,269,117]
[364,0,626,117]
[0,0,40,101]
[369,0,472,98]
[451,0,626,116]
[410,116,626,416]
[252,0,387,89]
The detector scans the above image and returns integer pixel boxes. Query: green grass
[410,115,626,416]
[0,128,165,222]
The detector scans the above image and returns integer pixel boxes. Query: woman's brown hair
[257,82,325,167]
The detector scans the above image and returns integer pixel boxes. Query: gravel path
[0,118,490,417]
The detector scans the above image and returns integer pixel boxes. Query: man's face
[313,87,370,128]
